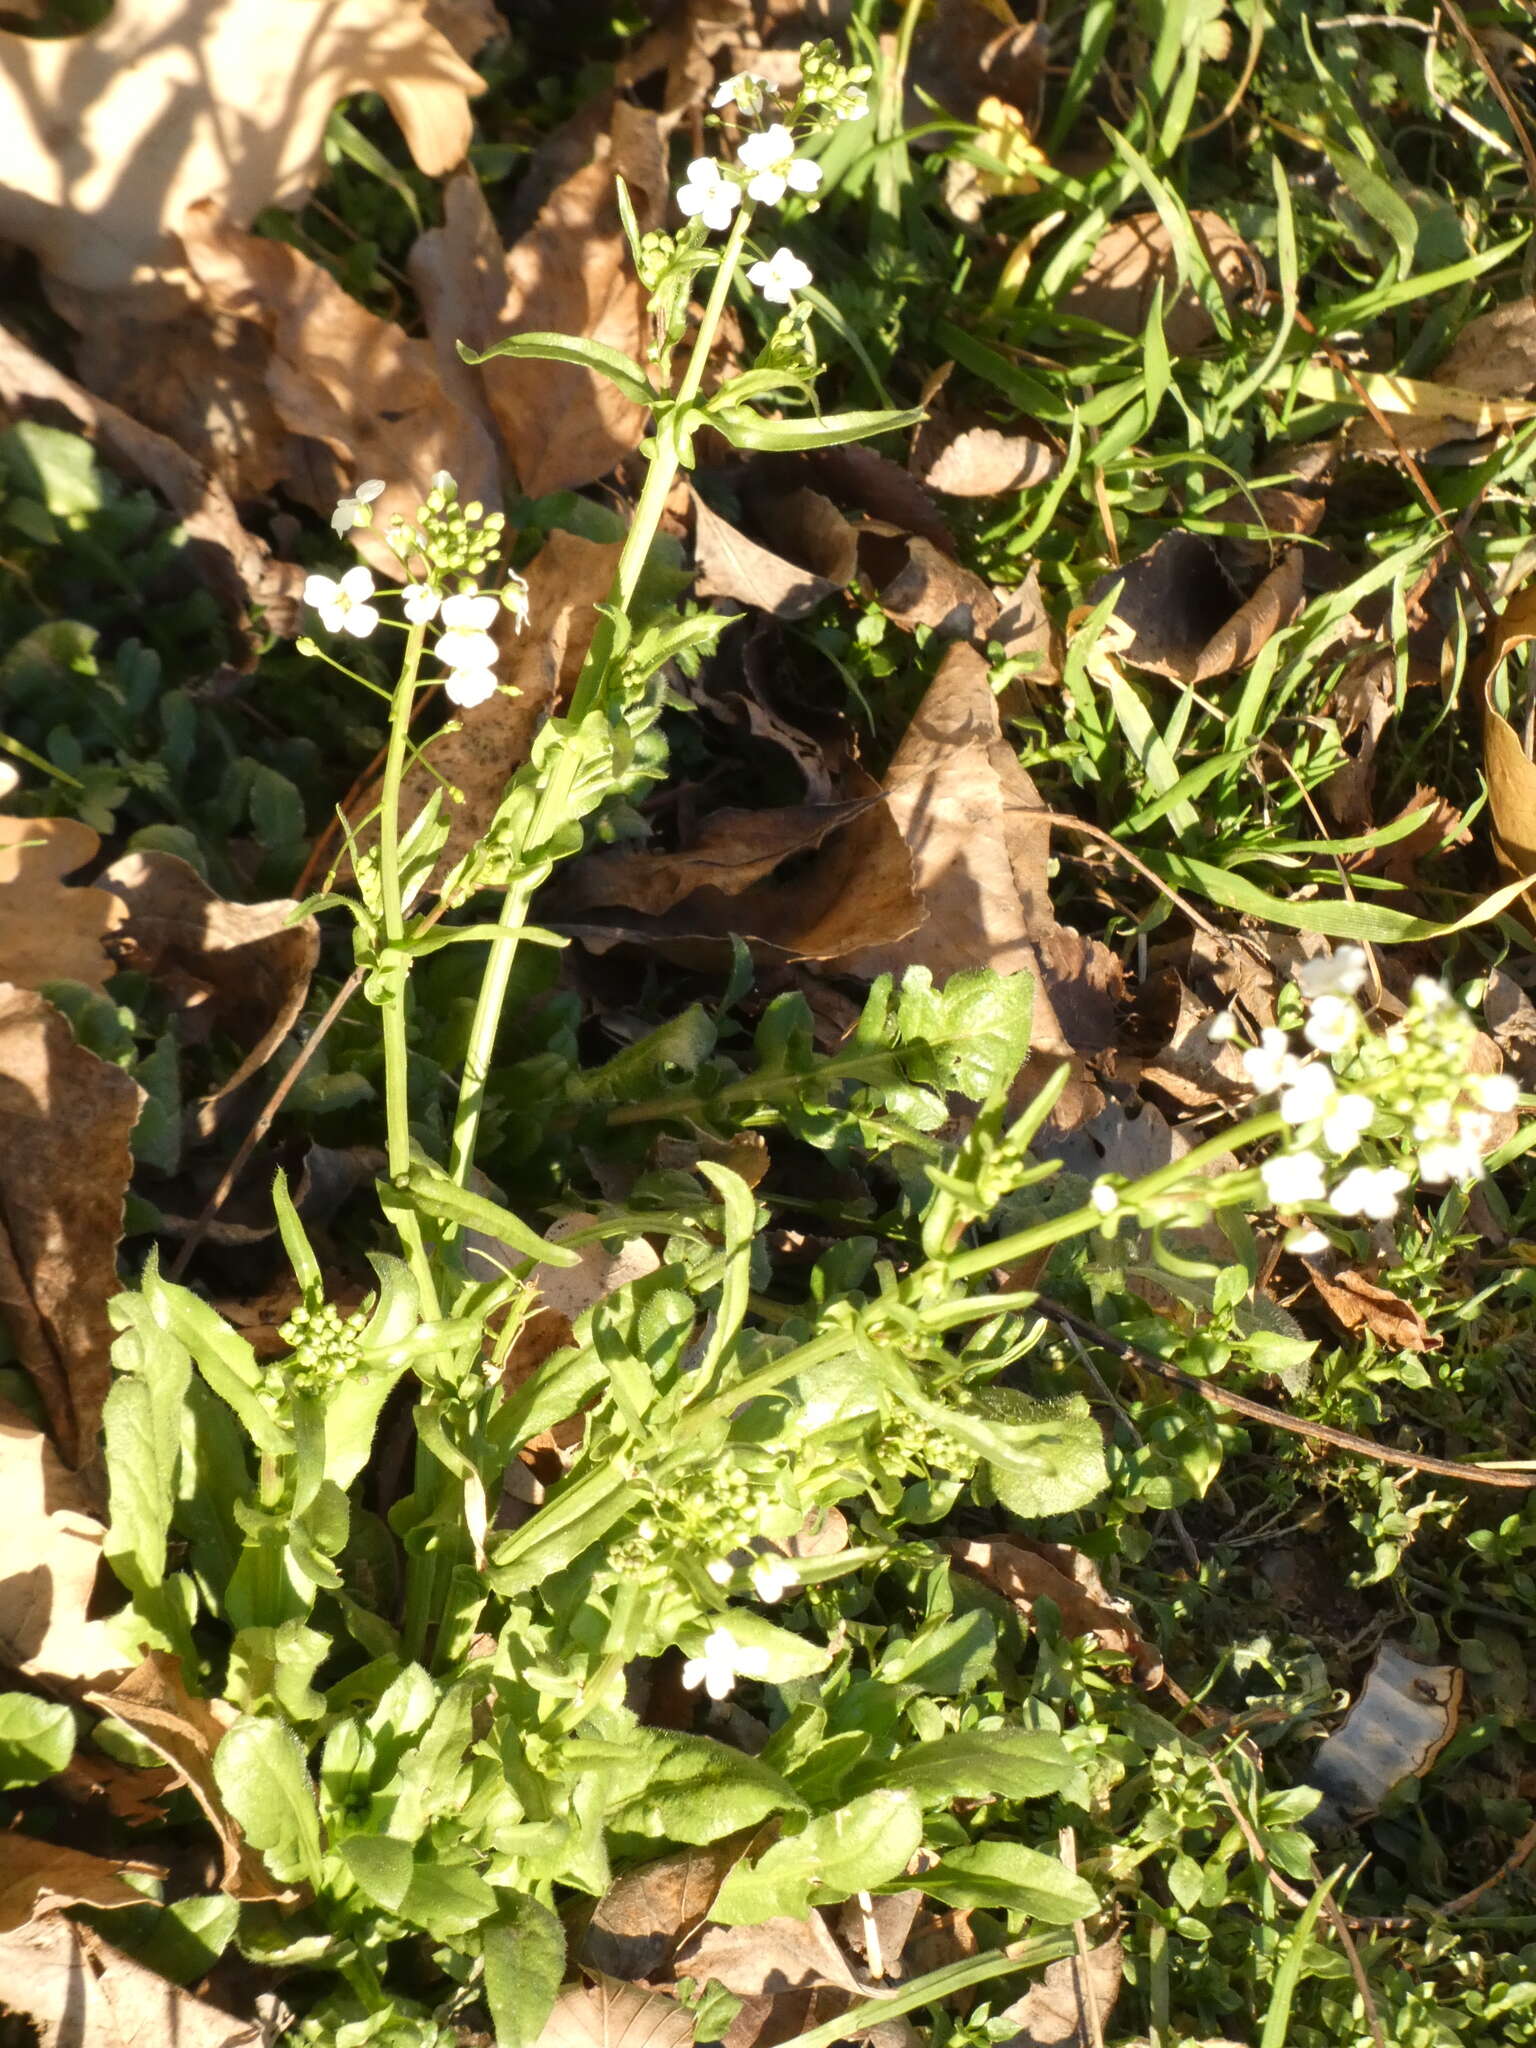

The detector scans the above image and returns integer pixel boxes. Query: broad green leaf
[922,1840,1098,1921]
[711,1789,923,1924]
[594,1730,804,1844]
[103,1299,191,1603]
[855,1729,1074,1807]
[142,1257,289,1456]
[718,404,925,454]
[712,1608,834,1684]
[877,1611,997,1697]
[910,1388,1108,1519]
[396,1162,580,1268]
[125,1893,239,1987]
[401,1859,497,1940]
[341,1832,412,1912]
[483,1892,566,2048]
[0,1694,74,1788]
[458,331,656,406]
[212,1715,323,1888]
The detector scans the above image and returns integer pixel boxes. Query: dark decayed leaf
[1297,1259,1440,1353]
[583,1840,746,1981]
[1088,531,1304,685]
[562,801,880,918]
[948,1538,1163,1687]
[693,493,841,621]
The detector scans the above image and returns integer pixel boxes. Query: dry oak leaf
[536,1980,694,2048]
[0,815,122,992]
[563,801,881,919]
[582,1839,746,1982]
[0,1917,260,2048]
[1063,211,1260,356]
[180,204,501,579]
[0,0,483,292]
[0,1835,162,1937]
[0,986,142,1468]
[0,1401,131,1688]
[0,322,302,638]
[949,1538,1163,1687]
[98,850,319,1134]
[912,411,1059,497]
[1000,1938,1123,2048]
[1298,1259,1440,1352]
[419,105,667,496]
[88,1652,288,1901]
[677,1909,884,1998]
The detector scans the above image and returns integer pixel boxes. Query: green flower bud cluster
[388,471,506,582]
[636,229,676,292]
[616,1461,768,1582]
[277,1299,369,1394]
[797,39,872,125]
[879,1414,974,1480]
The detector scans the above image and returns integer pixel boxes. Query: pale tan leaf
[950,1539,1162,1686]
[87,1652,287,1901]
[1481,580,1536,922]
[677,1910,879,1997]
[0,1403,130,1687]
[0,1917,260,2047]
[1001,1939,1123,2047]
[873,535,999,641]
[537,1980,695,2048]
[0,817,122,993]
[0,987,142,1465]
[1298,1259,1440,1352]
[913,415,1059,496]
[98,851,319,1132]
[180,205,501,578]
[0,1836,160,1937]
[0,0,483,291]
[692,492,840,621]
[1063,211,1260,356]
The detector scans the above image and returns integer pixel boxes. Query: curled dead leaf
[693,491,841,622]
[98,851,318,1133]
[0,1835,161,1936]
[1088,530,1303,684]
[1307,1643,1462,1827]
[909,0,1048,128]
[1063,211,1261,356]
[1480,579,1536,923]
[0,0,483,291]
[0,1402,130,1687]
[0,1917,260,2047]
[0,816,121,993]
[0,988,142,1467]
[1297,1259,1440,1353]
[564,801,880,918]
[1000,1937,1123,2047]
[950,1538,1162,1686]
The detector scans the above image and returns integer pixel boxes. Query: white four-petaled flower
[1302,995,1359,1054]
[681,1627,741,1700]
[751,1556,797,1603]
[747,246,813,303]
[1295,944,1369,1000]
[1329,1165,1408,1219]
[304,565,380,637]
[1241,1027,1301,1096]
[738,125,822,206]
[402,583,439,625]
[676,157,741,233]
[712,70,770,113]
[331,477,385,535]
[1261,1151,1328,1207]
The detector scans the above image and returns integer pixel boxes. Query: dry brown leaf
[583,1841,745,1981]
[1063,211,1260,356]
[1480,580,1536,921]
[0,986,142,1466]
[805,444,956,557]
[537,1981,694,2048]
[422,106,667,495]
[994,564,1063,697]
[1349,295,1536,456]
[1001,1939,1123,2047]
[912,413,1059,497]
[0,1917,260,2048]
[832,1889,923,1980]
[909,0,1048,128]
[1298,1259,1439,1352]
[871,534,999,642]
[0,816,122,992]
[1375,785,1471,891]
[1089,531,1302,684]
[564,802,879,918]
[97,851,318,1131]
[693,493,841,621]
[0,323,303,638]
[0,0,482,291]
[0,1403,130,1687]
[87,1653,287,1901]
[0,1836,160,1936]
[950,1538,1162,1686]
[180,205,501,576]
[677,1909,880,1998]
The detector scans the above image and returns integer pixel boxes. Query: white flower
[1303,995,1360,1054]
[436,596,502,676]
[751,1556,797,1603]
[1413,1099,1456,1139]
[1418,1124,1486,1184]
[304,565,380,637]
[402,582,439,625]
[1329,1164,1409,1220]
[676,157,741,233]
[1285,1226,1331,1256]
[712,70,771,113]
[1261,1150,1328,1206]
[1322,1092,1374,1156]
[1089,1180,1119,1216]
[331,477,385,535]
[1207,1009,1242,1044]
[1278,1061,1336,1128]
[1474,1072,1520,1113]
[681,1627,741,1701]
[437,630,499,671]
[1412,975,1456,1013]
[747,247,814,303]
[443,666,498,710]
[705,1559,734,1586]
[1295,944,1368,1000]
[441,591,500,633]
[1241,1028,1301,1095]
[738,125,822,206]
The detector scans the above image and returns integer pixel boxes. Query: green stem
[447,206,757,1191]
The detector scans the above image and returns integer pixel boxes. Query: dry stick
[167,967,364,1281]
[1431,1817,1536,1917]
[1035,1294,1536,1490]
[1186,0,1266,142]
[1437,0,1536,201]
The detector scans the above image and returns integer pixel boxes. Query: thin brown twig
[1437,0,1536,200]
[1186,0,1267,142]
[1036,1294,1536,1490]
[1431,1818,1536,1917]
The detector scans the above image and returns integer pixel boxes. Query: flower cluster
[1226,947,1520,1230]
[277,1299,370,1395]
[611,1458,800,1607]
[301,473,530,710]
[879,1414,975,1482]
